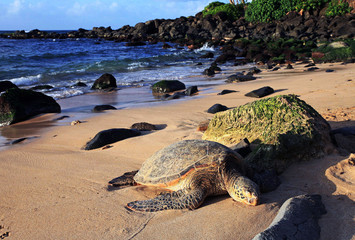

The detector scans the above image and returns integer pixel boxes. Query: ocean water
[0,36,224,99]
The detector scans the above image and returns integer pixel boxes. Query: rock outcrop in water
[2,11,353,44]
[91,73,117,90]
[0,81,19,93]
[0,88,61,126]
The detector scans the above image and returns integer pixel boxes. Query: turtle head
[228,176,260,206]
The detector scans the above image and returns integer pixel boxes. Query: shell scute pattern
[134,140,242,185]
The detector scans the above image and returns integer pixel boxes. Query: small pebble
[71,120,82,125]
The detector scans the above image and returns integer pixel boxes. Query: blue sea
[0,32,254,149]
[0,33,231,100]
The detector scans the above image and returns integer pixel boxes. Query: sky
[0,0,233,30]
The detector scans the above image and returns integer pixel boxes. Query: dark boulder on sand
[249,67,262,74]
[131,122,157,131]
[185,86,198,96]
[91,73,117,90]
[151,80,186,94]
[226,74,256,83]
[245,86,275,98]
[253,195,326,240]
[207,103,228,114]
[218,90,237,95]
[92,105,117,112]
[0,88,61,126]
[84,128,141,150]
[203,95,333,173]
[0,81,18,93]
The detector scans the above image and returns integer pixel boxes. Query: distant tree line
[204,0,353,22]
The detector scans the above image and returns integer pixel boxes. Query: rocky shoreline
[2,11,354,45]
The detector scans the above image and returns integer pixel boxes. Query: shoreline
[0,62,354,239]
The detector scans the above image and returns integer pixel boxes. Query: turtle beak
[247,196,258,206]
[245,191,259,206]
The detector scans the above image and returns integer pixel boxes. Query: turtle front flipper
[126,188,207,212]
[109,170,138,187]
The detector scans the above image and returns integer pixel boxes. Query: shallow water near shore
[0,35,254,150]
[0,62,253,150]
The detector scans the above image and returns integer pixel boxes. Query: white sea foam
[9,74,42,86]
[48,89,84,100]
[127,62,149,70]
[195,43,215,52]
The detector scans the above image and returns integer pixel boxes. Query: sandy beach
[0,62,354,239]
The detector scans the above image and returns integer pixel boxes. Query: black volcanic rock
[93,105,117,112]
[253,195,326,240]
[207,103,228,114]
[218,90,237,95]
[245,86,275,98]
[131,122,157,131]
[226,74,256,83]
[185,86,198,96]
[0,81,18,93]
[91,73,117,90]
[0,88,61,126]
[84,128,141,150]
[151,80,186,93]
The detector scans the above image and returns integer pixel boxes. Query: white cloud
[7,0,23,14]
[67,2,87,16]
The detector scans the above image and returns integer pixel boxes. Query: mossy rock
[151,80,186,94]
[203,95,333,173]
[0,88,61,126]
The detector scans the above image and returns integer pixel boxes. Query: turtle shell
[134,140,244,186]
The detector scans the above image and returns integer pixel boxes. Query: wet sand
[0,62,354,239]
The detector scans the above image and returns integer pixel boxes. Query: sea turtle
[109,139,260,212]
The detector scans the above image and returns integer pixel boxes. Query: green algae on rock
[203,95,333,173]
[151,80,186,94]
[0,88,61,126]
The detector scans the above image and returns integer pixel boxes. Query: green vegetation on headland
[204,0,353,22]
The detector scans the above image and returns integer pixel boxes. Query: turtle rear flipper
[126,188,207,212]
[109,170,138,187]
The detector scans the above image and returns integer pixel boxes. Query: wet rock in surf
[30,85,54,91]
[185,86,198,96]
[0,81,19,93]
[151,80,186,94]
[0,88,61,126]
[84,128,141,150]
[91,73,117,90]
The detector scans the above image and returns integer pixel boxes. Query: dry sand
[0,62,354,240]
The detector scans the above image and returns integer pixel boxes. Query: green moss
[313,39,355,62]
[203,95,332,173]
[151,80,186,93]
[326,0,352,17]
[202,2,244,21]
